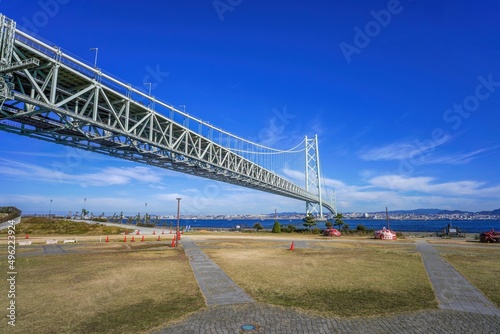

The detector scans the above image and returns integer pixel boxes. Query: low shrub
[271,221,281,233]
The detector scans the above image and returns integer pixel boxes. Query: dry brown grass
[202,241,437,317]
[0,217,135,236]
[0,245,204,334]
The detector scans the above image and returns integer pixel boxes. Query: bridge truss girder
[0,14,335,214]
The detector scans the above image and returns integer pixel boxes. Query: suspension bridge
[0,14,336,217]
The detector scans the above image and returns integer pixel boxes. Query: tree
[302,213,316,230]
[271,221,281,233]
[253,222,264,231]
[334,213,344,230]
[325,220,333,228]
[356,224,368,234]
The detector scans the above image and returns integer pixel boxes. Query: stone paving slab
[42,244,67,255]
[153,303,500,334]
[416,240,500,317]
[182,237,254,306]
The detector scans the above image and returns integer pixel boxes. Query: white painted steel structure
[0,14,335,216]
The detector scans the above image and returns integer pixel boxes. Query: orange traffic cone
[171,235,176,247]
[123,236,127,242]
[157,235,161,241]
[131,236,135,242]
[141,236,145,242]
[105,236,109,242]
[289,242,295,251]
[153,230,156,235]
[25,234,29,239]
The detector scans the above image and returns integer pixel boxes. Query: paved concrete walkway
[42,244,68,255]
[416,239,500,317]
[153,238,500,333]
[153,304,500,334]
[182,237,254,306]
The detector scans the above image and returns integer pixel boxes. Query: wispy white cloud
[359,135,451,161]
[423,146,500,165]
[367,174,500,197]
[282,167,304,182]
[0,158,164,187]
[358,136,499,167]
[152,183,303,215]
[328,174,500,213]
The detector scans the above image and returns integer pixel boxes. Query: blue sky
[1,0,499,216]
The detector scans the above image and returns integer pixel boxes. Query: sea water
[122,218,500,233]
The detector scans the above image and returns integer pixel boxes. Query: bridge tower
[305,135,324,218]
[328,190,337,216]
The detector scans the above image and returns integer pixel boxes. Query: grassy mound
[0,217,134,235]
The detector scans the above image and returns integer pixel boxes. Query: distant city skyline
[1,1,499,215]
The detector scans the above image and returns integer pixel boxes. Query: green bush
[0,206,21,224]
[253,222,264,231]
[284,224,296,233]
[349,224,373,235]
[271,221,281,233]
[137,222,155,228]
[356,224,367,233]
